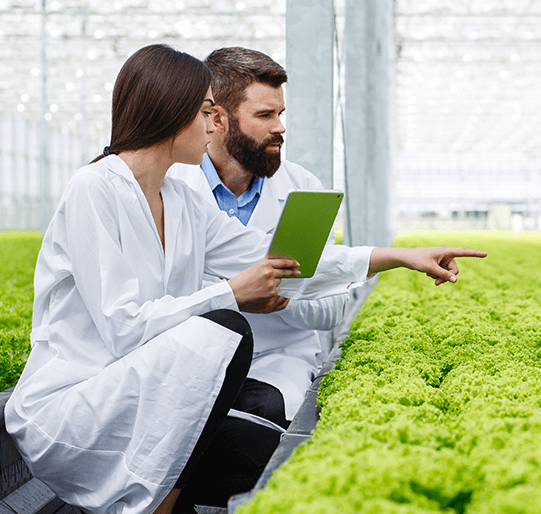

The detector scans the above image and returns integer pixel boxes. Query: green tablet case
[267,190,344,278]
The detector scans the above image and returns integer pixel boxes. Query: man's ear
[210,105,229,135]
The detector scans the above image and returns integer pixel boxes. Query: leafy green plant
[0,232,41,390]
[237,231,541,513]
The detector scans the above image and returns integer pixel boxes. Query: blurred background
[0,0,539,238]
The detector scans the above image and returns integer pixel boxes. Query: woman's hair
[92,44,211,162]
[204,47,287,117]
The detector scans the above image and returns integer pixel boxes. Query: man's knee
[233,379,289,429]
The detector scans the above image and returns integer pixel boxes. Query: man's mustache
[266,135,284,146]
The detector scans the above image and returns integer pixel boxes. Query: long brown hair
[92,44,211,163]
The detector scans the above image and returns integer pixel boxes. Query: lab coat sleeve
[277,244,376,300]
[275,222,350,329]
[276,293,349,331]
[62,171,239,358]
[201,199,272,277]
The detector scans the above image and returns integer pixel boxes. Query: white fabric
[169,160,349,420]
[6,155,374,514]
[227,409,286,434]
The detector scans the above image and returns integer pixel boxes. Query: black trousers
[173,310,282,510]
[233,378,290,430]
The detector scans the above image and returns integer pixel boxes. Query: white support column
[39,0,51,235]
[343,0,394,247]
[285,0,334,188]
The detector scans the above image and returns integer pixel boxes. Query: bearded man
[168,47,349,431]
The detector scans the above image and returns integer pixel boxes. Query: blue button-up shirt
[200,153,264,226]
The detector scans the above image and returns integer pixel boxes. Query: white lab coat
[5,155,373,514]
[169,160,349,420]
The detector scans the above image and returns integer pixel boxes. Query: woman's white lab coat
[5,155,373,514]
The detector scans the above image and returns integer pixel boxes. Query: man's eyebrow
[254,107,286,115]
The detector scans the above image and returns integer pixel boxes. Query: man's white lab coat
[5,155,373,514]
[169,160,349,420]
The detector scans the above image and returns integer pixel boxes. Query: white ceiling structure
[1,0,539,198]
[0,0,286,149]
[394,0,541,156]
[391,0,541,223]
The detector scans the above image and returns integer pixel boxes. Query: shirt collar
[200,153,223,193]
[200,152,264,204]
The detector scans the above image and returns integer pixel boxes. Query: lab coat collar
[99,154,180,282]
[100,155,173,194]
[100,154,138,183]
[167,159,293,234]
[182,165,218,206]
[247,162,292,233]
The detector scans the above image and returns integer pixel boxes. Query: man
[168,47,349,430]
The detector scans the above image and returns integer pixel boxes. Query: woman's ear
[210,105,228,135]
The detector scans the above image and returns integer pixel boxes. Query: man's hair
[204,47,287,116]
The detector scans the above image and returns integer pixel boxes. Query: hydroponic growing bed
[237,231,541,514]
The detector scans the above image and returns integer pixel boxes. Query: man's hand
[228,258,299,310]
[369,247,488,286]
[239,295,290,314]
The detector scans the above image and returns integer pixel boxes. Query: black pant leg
[232,378,290,430]
[176,417,281,508]
[175,309,253,489]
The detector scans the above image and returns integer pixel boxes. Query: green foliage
[237,231,541,513]
[0,232,41,390]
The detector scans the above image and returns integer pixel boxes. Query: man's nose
[272,117,286,134]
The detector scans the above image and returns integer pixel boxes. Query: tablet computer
[267,189,344,278]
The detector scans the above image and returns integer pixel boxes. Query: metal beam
[343,0,394,247]
[39,0,51,236]
[285,0,334,188]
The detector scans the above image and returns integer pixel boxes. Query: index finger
[267,257,300,269]
[447,248,488,258]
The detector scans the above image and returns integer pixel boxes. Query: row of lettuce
[0,232,41,391]
[238,231,541,514]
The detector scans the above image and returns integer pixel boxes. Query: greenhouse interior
[1,0,540,235]
[1,1,541,514]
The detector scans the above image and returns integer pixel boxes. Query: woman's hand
[228,258,300,311]
[369,247,488,286]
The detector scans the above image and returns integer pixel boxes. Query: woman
[4,44,304,514]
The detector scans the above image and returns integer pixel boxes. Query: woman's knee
[199,309,253,365]
[200,309,252,340]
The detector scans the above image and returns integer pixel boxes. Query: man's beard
[225,119,283,178]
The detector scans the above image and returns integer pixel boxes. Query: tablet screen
[267,190,344,278]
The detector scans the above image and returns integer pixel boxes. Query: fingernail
[450,275,457,283]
